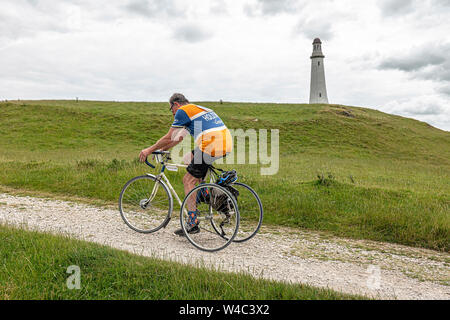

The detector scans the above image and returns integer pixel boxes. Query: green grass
[0,100,449,251]
[0,224,362,300]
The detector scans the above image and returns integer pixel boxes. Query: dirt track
[0,193,448,300]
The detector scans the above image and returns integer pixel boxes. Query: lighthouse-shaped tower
[309,38,329,104]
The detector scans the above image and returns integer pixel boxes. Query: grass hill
[0,100,449,251]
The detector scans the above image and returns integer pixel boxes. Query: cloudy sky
[1,0,449,130]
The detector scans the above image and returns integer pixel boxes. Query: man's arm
[160,127,188,151]
[139,127,187,162]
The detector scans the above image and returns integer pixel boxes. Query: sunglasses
[169,102,179,111]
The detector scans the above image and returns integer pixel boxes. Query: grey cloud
[244,0,299,16]
[243,4,256,17]
[405,103,445,115]
[124,0,184,18]
[258,0,298,15]
[210,0,228,15]
[173,24,212,43]
[295,18,333,41]
[378,0,415,16]
[0,13,32,40]
[418,64,450,83]
[435,0,450,6]
[379,51,445,72]
[378,0,450,17]
[290,1,339,41]
[0,1,71,42]
[438,85,450,96]
[378,43,450,88]
[124,1,212,43]
[0,0,186,44]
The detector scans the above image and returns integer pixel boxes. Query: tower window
[319,93,322,97]
[318,61,320,66]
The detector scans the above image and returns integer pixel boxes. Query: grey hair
[169,93,189,106]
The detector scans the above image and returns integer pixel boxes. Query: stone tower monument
[309,38,329,104]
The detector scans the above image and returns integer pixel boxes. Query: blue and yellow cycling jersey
[171,104,233,157]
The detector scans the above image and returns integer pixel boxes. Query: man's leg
[183,149,227,216]
[174,171,201,236]
[183,172,202,212]
[174,149,207,236]
[183,150,203,211]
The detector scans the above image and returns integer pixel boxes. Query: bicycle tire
[230,182,263,243]
[180,183,239,252]
[119,175,173,233]
[210,183,263,243]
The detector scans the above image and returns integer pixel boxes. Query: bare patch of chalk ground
[0,193,448,300]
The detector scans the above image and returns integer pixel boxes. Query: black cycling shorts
[186,148,226,179]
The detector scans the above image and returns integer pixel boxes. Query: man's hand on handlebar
[139,148,171,163]
[139,147,153,162]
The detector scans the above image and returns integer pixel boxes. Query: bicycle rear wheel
[229,182,263,243]
[180,183,239,252]
[119,175,173,233]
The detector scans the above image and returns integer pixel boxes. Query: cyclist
[139,93,233,236]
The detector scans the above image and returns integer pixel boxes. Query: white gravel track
[0,193,448,300]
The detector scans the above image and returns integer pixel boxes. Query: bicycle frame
[148,163,186,209]
[146,154,218,218]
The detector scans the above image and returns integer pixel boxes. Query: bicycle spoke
[119,176,172,234]
[180,183,239,252]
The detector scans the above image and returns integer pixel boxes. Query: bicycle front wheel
[119,175,173,233]
[180,183,239,252]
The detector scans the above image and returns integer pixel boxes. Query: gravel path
[0,193,448,300]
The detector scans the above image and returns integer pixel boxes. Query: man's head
[169,93,189,116]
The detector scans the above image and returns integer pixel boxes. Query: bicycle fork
[140,177,160,209]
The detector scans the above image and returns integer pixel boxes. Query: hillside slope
[0,100,449,250]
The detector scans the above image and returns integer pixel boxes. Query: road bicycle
[119,151,263,252]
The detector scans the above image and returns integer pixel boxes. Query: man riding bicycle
[139,93,233,236]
